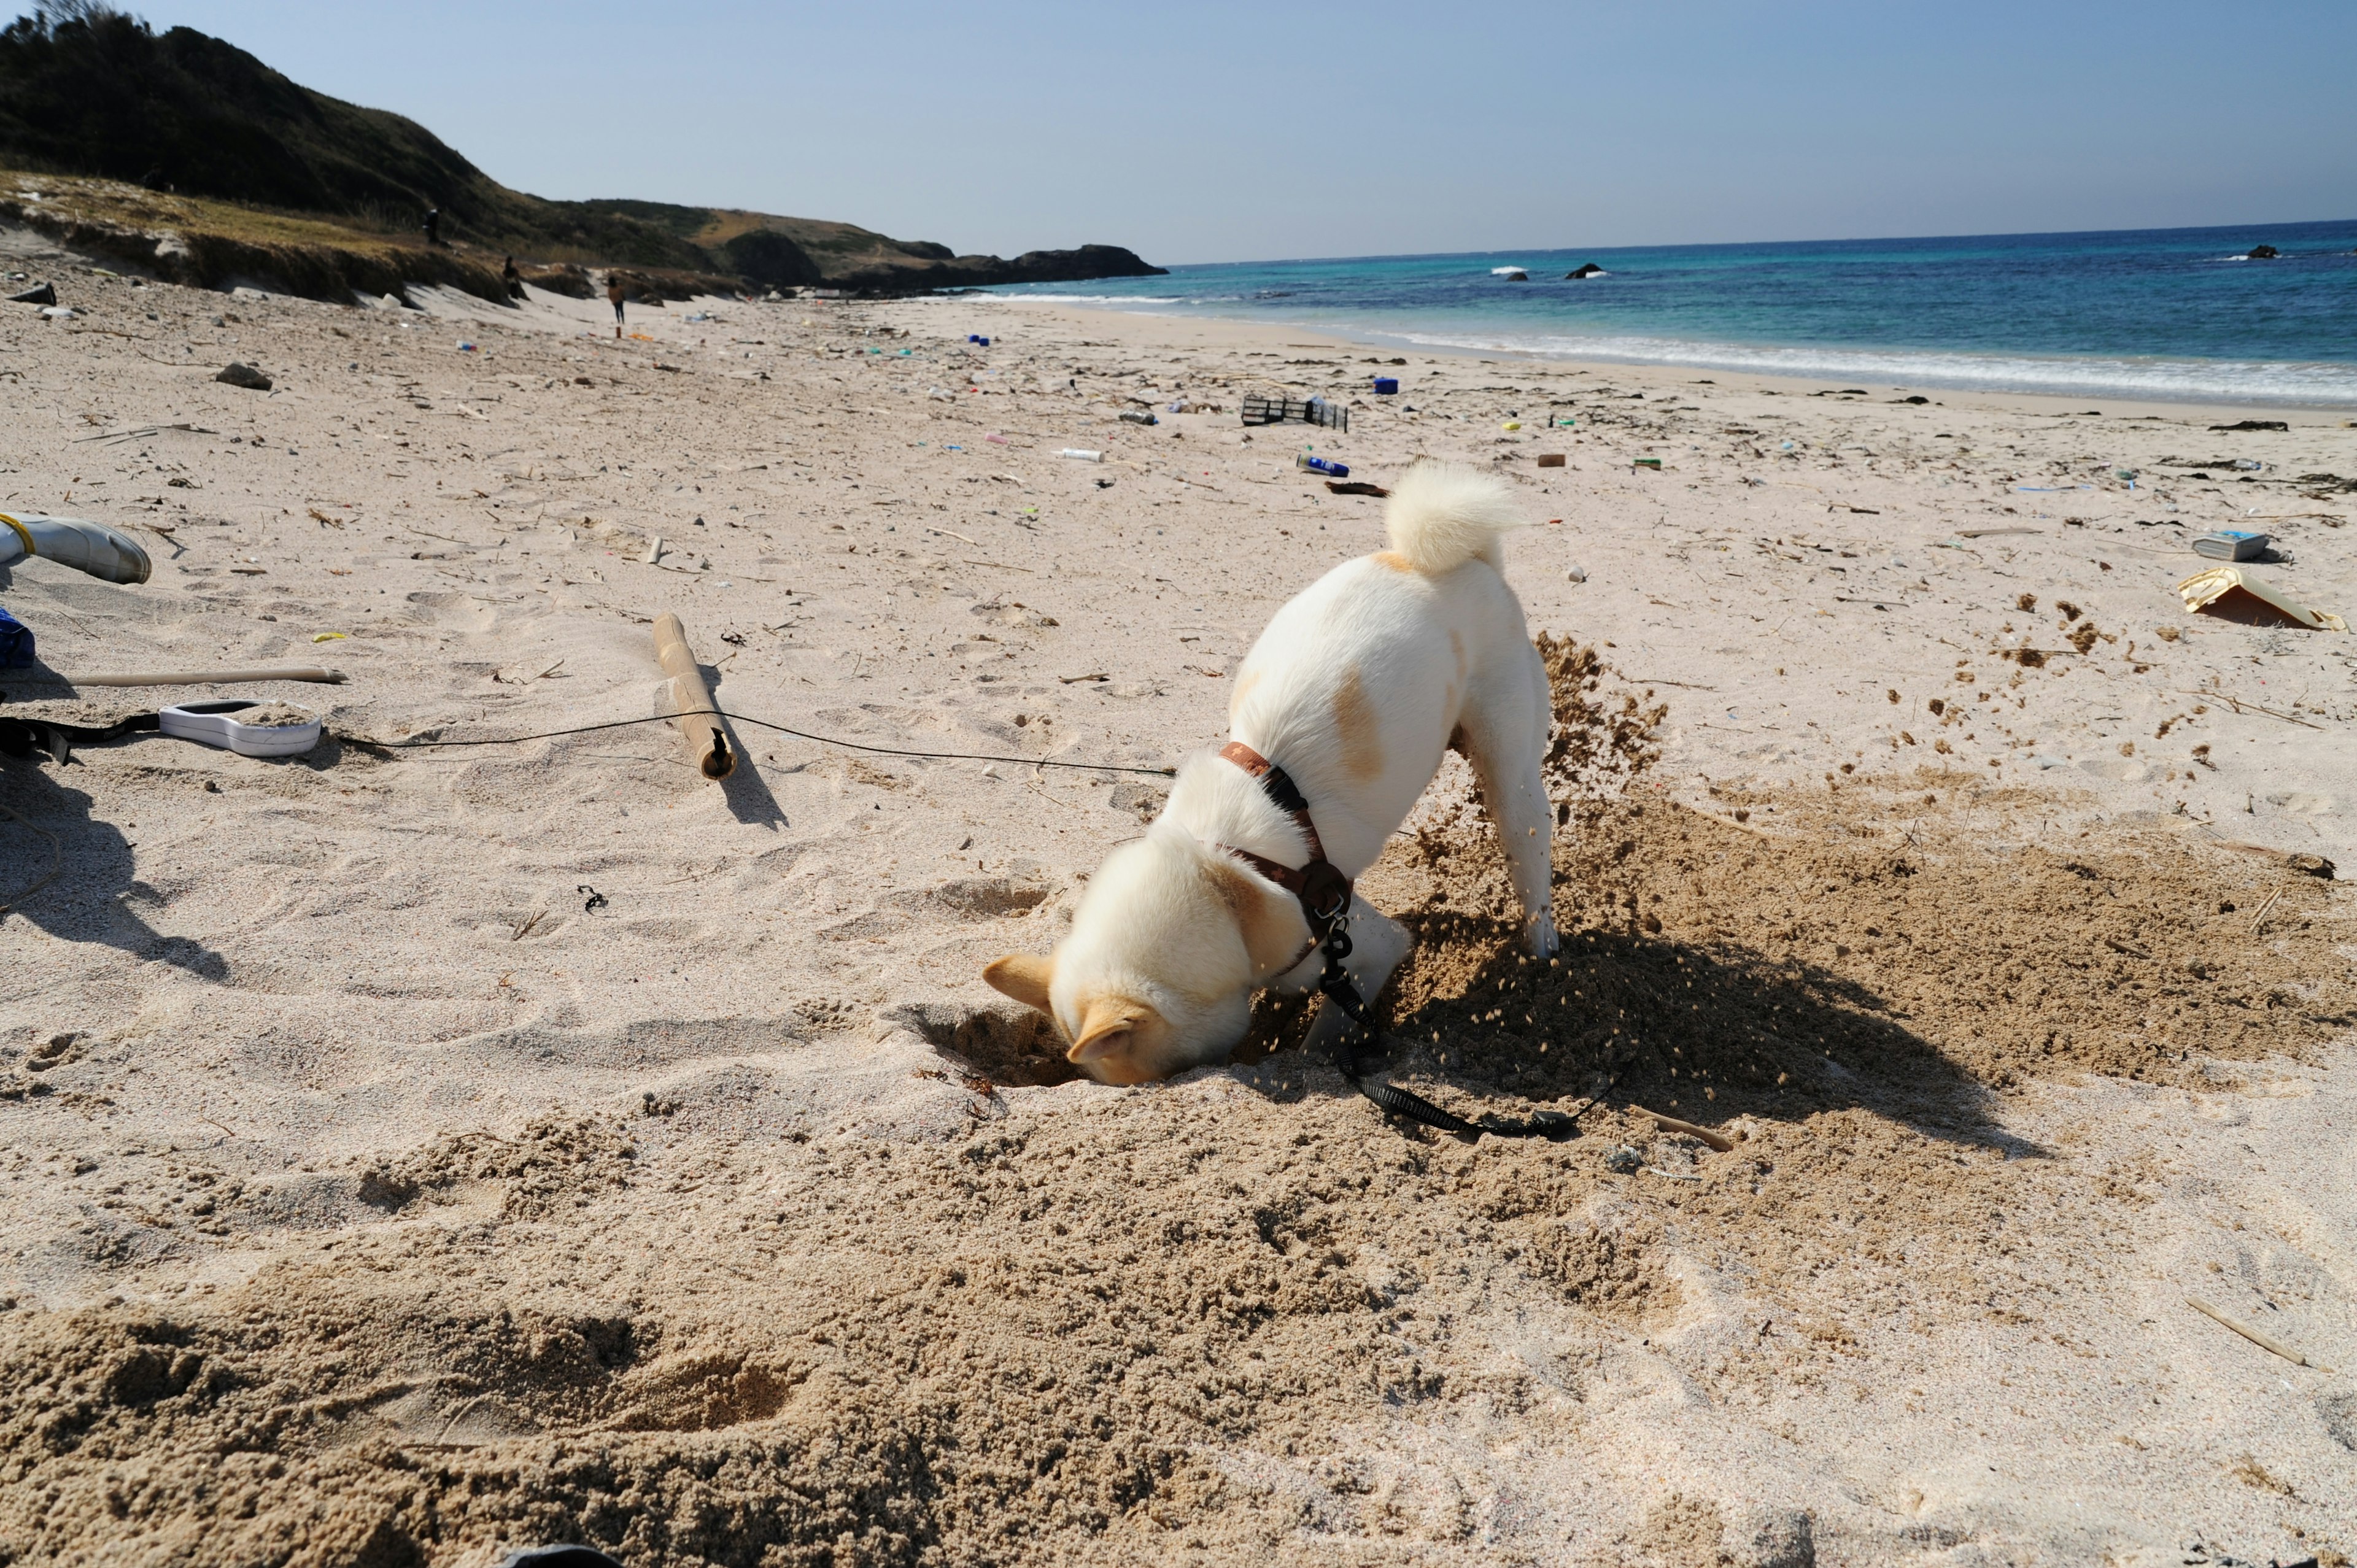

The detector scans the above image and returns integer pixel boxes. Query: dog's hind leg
[1455,648,1561,957]
[1300,895,1412,1058]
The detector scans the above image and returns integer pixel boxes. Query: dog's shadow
[1228,913,2042,1157]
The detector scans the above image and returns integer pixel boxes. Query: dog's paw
[1523,912,1560,959]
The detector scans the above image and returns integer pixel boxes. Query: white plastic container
[1056,448,1103,462]
[159,699,323,757]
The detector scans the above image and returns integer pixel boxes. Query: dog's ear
[983,952,1055,1014]
[1068,995,1145,1064]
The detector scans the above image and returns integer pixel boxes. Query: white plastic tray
[159,700,323,757]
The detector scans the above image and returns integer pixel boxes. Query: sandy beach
[4,244,2356,1567]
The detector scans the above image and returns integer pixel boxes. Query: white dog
[985,462,1558,1084]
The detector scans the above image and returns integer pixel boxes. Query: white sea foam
[1372,327,2357,406]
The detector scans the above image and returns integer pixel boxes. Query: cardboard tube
[66,667,347,687]
[653,611,733,779]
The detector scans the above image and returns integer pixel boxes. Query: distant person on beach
[608,274,626,338]
[423,207,441,247]
[502,255,522,298]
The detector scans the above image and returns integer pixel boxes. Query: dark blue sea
[985,220,2357,407]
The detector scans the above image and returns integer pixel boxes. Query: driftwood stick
[63,666,346,687]
[1633,1105,1736,1153]
[2185,1297,2330,1370]
[653,611,733,780]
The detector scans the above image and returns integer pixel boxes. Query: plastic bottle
[1058,449,1103,463]
[1295,455,1349,477]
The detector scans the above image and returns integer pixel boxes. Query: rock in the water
[7,282,56,306]
[2245,243,2280,259]
[216,361,272,390]
[1565,262,1605,278]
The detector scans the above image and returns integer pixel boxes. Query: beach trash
[1566,566,1588,583]
[1058,449,1104,463]
[0,512,152,583]
[215,362,272,391]
[0,604,33,666]
[1536,454,1566,468]
[160,700,322,757]
[967,334,991,346]
[1501,420,1522,431]
[1372,377,1398,395]
[1295,455,1349,477]
[2177,566,2346,633]
[1118,409,1158,425]
[457,341,478,352]
[1241,395,1347,433]
[1633,457,1663,471]
[2191,530,2269,562]
[7,282,55,306]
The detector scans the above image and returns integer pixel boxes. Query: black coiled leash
[1217,740,1575,1143]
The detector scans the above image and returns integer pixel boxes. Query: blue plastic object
[0,604,31,668]
[1372,377,1399,395]
[1296,455,1349,477]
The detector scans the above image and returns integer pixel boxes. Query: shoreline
[986,295,2357,420]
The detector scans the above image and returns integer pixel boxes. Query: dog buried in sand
[985,462,1560,1085]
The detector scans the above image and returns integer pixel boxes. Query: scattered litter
[1501,420,1522,431]
[967,334,991,347]
[457,341,478,353]
[1325,481,1388,498]
[984,434,1008,444]
[1565,566,1588,583]
[1056,449,1102,463]
[1372,377,1398,395]
[1536,453,1566,468]
[214,362,271,391]
[1240,395,1347,432]
[1295,454,1348,477]
[38,306,72,320]
[577,884,608,912]
[160,700,322,757]
[1118,409,1158,425]
[0,512,152,583]
[1632,457,1662,471]
[312,632,346,643]
[6,282,56,306]
[2178,566,2346,632]
[0,604,33,666]
[2191,530,2269,562]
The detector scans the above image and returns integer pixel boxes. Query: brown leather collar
[1217,740,1352,932]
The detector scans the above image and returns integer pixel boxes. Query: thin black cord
[351,708,1176,777]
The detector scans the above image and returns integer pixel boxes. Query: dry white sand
[2,250,2355,1567]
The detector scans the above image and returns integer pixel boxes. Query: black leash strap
[1313,921,1576,1142]
[1217,740,1576,1143]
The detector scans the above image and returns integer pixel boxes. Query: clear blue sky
[99,1,2357,265]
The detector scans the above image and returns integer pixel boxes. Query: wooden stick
[2185,1297,2330,1370]
[652,611,733,779]
[1633,1105,1736,1153]
[61,666,346,687]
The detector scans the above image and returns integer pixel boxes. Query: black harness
[1218,741,1573,1142]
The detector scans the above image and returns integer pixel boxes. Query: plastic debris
[7,282,56,306]
[0,512,152,583]
[1633,457,1663,471]
[1240,395,1347,432]
[1118,409,1158,425]
[1295,455,1348,477]
[2191,530,2269,562]
[457,341,478,352]
[1536,453,1566,468]
[160,700,322,757]
[1057,449,1103,463]
[967,334,991,346]
[0,604,33,666]
[2178,565,2346,632]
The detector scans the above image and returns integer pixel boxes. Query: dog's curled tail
[1380,461,1521,574]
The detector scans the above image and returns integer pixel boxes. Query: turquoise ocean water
[984,220,2357,407]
